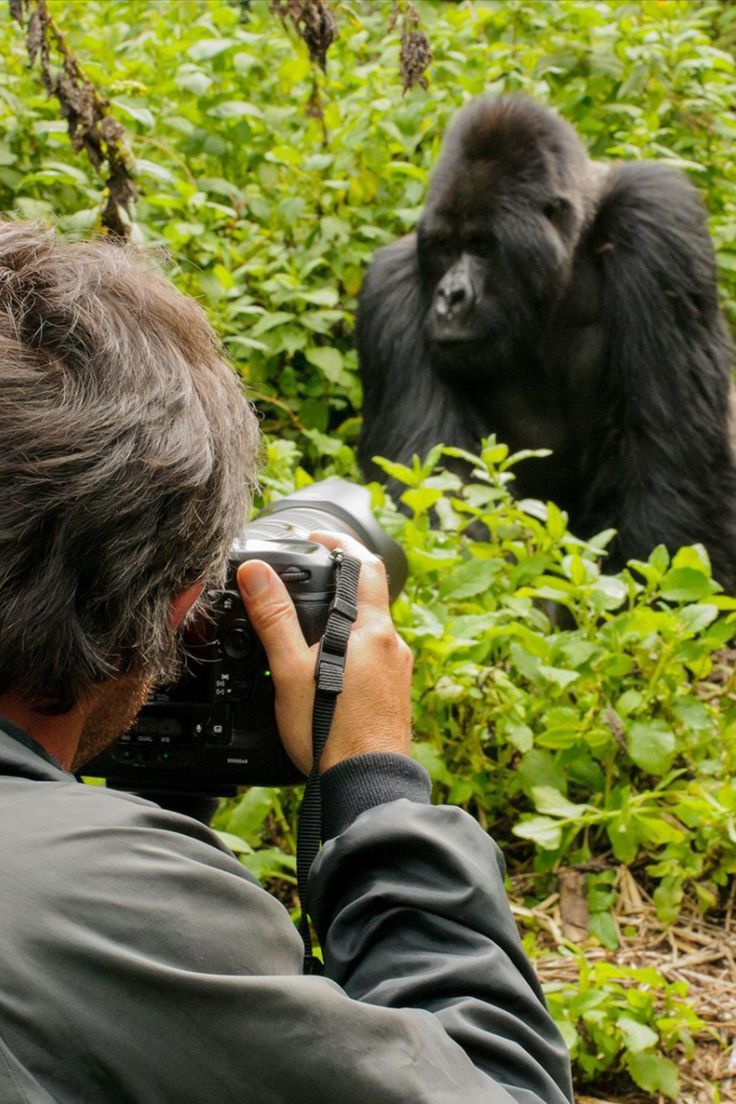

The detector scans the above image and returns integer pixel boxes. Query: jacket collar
[0,715,73,782]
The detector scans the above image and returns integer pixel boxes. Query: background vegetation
[3,1,736,1099]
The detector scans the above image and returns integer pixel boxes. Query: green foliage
[377,443,736,921]
[2,0,736,453]
[545,957,702,1098]
[5,2,736,1097]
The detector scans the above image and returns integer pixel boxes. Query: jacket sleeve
[311,753,574,1104]
[13,761,572,1104]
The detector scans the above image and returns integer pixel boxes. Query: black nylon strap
[297,550,361,973]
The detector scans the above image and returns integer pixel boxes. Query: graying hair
[0,222,260,712]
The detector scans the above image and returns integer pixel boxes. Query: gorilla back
[357,96,736,591]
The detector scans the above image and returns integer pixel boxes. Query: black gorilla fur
[357,96,736,590]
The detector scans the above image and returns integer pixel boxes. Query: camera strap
[296,548,361,975]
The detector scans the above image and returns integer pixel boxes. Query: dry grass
[511,868,736,1104]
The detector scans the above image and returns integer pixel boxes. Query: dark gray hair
[0,222,260,711]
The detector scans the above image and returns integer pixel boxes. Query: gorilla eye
[420,235,454,270]
[466,236,492,257]
[543,198,570,227]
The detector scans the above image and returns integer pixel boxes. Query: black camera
[84,479,407,796]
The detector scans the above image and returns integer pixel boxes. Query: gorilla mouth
[429,318,490,348]
[434,333,478,345]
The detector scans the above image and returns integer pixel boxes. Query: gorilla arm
[356,235,483,488]
[576,162,736,588]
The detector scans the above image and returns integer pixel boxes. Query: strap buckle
[315,636,347,693]
[328,593,358,622]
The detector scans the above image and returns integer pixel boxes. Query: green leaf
[401,487,444,514]
[440,558,502,599]
[660,567,717,602]
[412,741,451,786]
[294,288,339,307]
[250,312,296,336]
[589,910,619,949]
[305,346,344,383]
[187,36,238,61]
[372,458,416,486]
[111,97,155,128]
[538,665,580,688]
[513,816,563,850]
[220,788,275,846]
[386,160,428,181]
[627,720,676,775]
[618,1015,658,1054]
[239,847,296,886]
[607,813,639,863]
[677,603,718,633]
[530,786,588,818]
[626,1052,680,1099]
[210,100,263,120]
[503,722,534,754]
[214,830,254,856]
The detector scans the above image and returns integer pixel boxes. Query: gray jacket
[0,721,573,1103]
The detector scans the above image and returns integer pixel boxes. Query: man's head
[0,222,260,747]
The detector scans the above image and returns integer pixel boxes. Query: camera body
[84,480,406,795]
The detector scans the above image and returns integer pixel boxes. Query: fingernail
[239,562,270,597]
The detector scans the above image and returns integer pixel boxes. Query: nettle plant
[369,441,736,926]
[545,958,702,1100]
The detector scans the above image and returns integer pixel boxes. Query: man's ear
[169,581,205,630]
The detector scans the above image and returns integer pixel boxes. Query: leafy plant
[545,957,703,1099]
[375,442,736,920]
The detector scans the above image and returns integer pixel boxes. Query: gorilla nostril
[435,282,473,321]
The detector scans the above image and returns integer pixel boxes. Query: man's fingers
[237,561,311,673]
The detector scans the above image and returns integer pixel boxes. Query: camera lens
[244,478,408,600]
[222,621,253,661]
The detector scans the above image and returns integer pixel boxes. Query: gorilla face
[416,98,589,380]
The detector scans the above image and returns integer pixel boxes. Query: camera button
[222,621,252,661]
[279,566,310,583]
[203,708,231,746]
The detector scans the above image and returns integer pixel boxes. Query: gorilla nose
[436,285,470,316]
[433,262,475,328]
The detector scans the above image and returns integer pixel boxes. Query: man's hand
[237,533,413,774]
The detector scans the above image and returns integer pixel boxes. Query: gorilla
[357,96,736,590]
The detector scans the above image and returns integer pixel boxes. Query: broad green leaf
[618,1016,658,1054]
[626,1052,679,1099]
[538,665,580,688]
[111,97,155,128]
[214,830,254,856]
[240,848,296,886]
[220,788,275,847]
[589,910,619,949]
[401,487,444,515]
[513,816,563,850]
[187,36,238,61]
[607,813,638,864]
[210,100,263,120]
[412,741,452,786]
[305,346,344,382]
[504,722,534,754]
[372,458,417,486]
[660,567,717,602]
[677,603,718,633]
[531,786,588,818]
[627,720,676,775]
[440,558,502,599]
